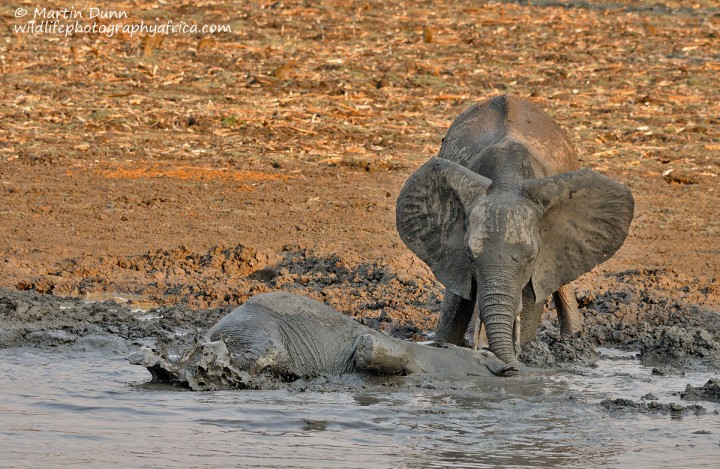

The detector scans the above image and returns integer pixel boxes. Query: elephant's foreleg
[519,283,544,345]
[435,290,474,345]
[553,284,582,337]
[355,333,420,375]
[462,312,488,349]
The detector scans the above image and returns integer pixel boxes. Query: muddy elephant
[129,292,515,390]
[396,95,634,365]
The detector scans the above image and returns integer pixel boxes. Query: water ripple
[1,348,719,468]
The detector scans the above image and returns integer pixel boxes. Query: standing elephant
[396,95,634,365]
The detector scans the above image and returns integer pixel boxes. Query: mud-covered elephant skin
[129,292,514,390]
[396,95,634,365]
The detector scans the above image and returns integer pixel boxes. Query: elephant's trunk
[479,294,521,365]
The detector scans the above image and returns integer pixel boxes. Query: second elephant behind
[396,95,634,364]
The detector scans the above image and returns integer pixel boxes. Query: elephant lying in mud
[396,95,634,365]
[129,292,515,390]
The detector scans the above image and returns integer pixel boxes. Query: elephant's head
[396,157,634,364]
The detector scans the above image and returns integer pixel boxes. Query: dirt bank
[2,245,719,372]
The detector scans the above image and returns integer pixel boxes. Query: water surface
[1,348,718,468]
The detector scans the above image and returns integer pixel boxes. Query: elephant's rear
[208,292,362,378]
[438,95,579,176]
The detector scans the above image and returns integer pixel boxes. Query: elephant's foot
[462,312,488,350]
[355,333,419,375]
[519,283,544,345]
[554,285,583,338]
[435,291,474,345]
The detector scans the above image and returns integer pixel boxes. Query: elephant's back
[438,95,579,176]
[208,292,361,376]
[243,293,362,336]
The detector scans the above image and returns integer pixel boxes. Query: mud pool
[1,347,718,468]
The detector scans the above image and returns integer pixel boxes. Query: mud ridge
[681,379,720,403]
[3,245,720,374]
[600,398,709,416]
[14,245,444,340]
[579,282,720,368]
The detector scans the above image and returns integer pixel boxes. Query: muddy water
[1,348,718,468]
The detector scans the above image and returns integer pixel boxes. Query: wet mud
[7,245,720,369]
[682,379,720,403]
[1,242,718,395]
[2,248,720,449]
[599,398,709,416]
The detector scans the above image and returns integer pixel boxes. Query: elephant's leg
[553,284,582,338]
[354,333,420,375]
[472,316,486,350]
[519,283,544,345]
[435,290,475,345]
[463,312,488,349]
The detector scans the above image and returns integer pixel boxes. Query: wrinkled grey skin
[396,95,634,365]
[129,292,515,390]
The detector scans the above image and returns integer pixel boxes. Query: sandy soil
[1,1,719,371]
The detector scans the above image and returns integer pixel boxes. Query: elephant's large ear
[522,168,634,302]
[396,157,492,299]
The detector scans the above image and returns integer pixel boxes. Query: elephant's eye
[466,234,484,258]
[517,242,539,264]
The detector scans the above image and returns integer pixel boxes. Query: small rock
[32,277,55,294]
[303,419,327,431]
[663,169,697,185]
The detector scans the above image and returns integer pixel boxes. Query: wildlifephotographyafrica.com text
[13,6,231,38]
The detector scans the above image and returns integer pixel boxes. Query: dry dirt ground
[1,1,719,368]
